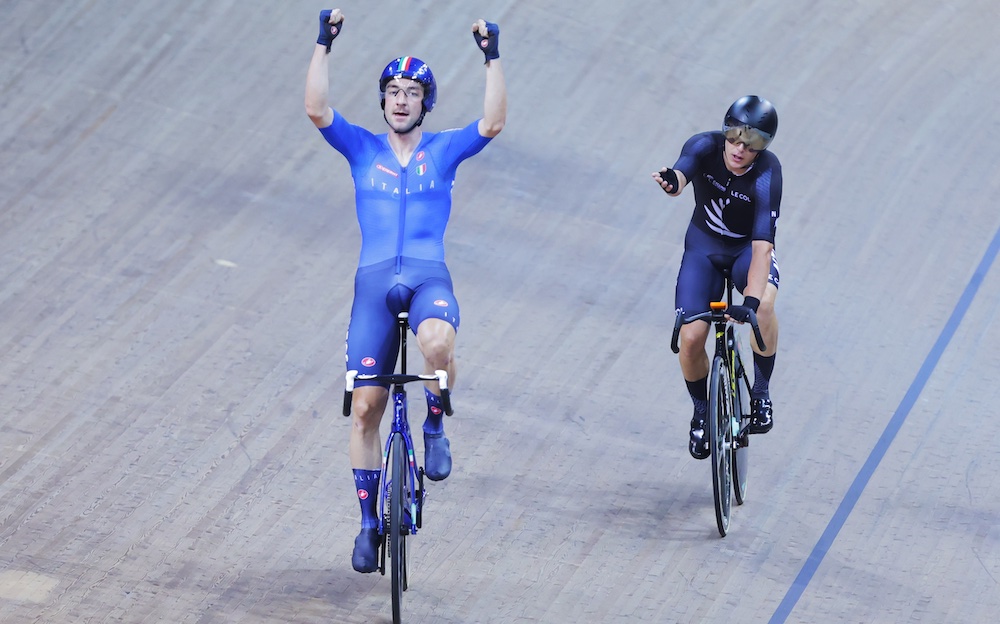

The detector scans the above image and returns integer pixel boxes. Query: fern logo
[705,199,742,238]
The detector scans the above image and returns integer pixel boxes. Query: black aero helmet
[723,95,778,151]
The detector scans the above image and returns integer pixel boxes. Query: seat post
[397,312,409,375]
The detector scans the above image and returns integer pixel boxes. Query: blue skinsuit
[319,112,491,381]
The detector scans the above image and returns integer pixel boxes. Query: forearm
[745,240,773,301]
[305,44,334,127]
[480,59,506,137]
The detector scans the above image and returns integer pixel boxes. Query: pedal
[735,428,750,447]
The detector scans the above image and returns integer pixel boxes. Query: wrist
[743,296,760,312]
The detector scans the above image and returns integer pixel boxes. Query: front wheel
[709,355,733,537]
[388,433,408,623]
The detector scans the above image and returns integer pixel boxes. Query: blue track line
[768,224,1000,624]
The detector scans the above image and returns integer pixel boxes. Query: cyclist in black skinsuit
[653,95,782,459]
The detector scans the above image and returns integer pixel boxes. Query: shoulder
[422,120,491,152]
[427,119,485,140]
[752,150,782,177]
[320,111,382,148]
[328,111,382,138]
[681,131,724,157]
[691,130,724,148]
[756,149,781,168]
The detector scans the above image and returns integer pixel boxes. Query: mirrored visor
[723,124,772,152]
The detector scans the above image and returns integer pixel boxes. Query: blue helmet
[379,56,436,112]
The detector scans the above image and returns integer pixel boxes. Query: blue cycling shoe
[351,528,380,573]
[423,432,452,481]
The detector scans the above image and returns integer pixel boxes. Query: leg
[745,281,777,433]
[349,386,388,573]
[407,268,461,481]
[416,317,457,395]
[345,262,399,572]
[674,227,726,459]
[752,281,779,357]
[733,246,780,433]
[350,386,389,469]
[415,318,455,480]
[679,321,712,459]
[678,321,711,384]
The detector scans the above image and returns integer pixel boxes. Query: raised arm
[305,9,344,129]
[472,19,506,138]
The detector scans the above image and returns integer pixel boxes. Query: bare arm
[472,19,506,138]
[304,10,343,129]
[745,239,774,301]
[479,59,506,137]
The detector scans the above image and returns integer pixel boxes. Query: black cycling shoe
[747,398,773,434]
[689,416,710,460]
[351,528,380,573]
[423,432,452,481]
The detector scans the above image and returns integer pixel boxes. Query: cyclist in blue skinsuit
[652,96,782,460]
[305,9,506,572]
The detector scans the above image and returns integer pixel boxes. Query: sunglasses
[723,124,771,152]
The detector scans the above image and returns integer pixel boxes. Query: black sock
[686,376,708,418]
[752,353,775,399]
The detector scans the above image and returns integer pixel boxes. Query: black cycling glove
[727,296,760,323]
[473,22,500,63]
[660,168,679,192]
[317,10,342,52]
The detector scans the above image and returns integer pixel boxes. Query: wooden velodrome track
[2,1,999,622]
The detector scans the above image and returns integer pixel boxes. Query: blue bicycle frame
[342,312,454,544]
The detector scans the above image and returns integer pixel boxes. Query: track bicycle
[671,271,765,537]
[343,311,453,624]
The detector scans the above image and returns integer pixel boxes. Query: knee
[759,294,778,323]
[421,336,452,364]
[417,321,455,366]
[352,392,386,428]
[678,324,709,360]
[757,298,775,321]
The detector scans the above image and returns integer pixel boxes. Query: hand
[654,167,679,194]
[472,19,500,63]
[726,296,760,324]
[317,9,344,52]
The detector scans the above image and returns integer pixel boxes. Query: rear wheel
[709,355,733,537]
[389,433,408,624]
[732,344,752,505]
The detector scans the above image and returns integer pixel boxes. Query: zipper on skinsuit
[395,167,406,274]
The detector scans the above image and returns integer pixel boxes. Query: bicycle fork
[725,328,752,449]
